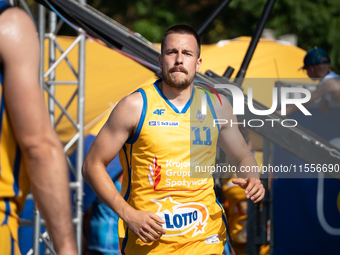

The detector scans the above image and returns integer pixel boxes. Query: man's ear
[159,55,163,70]
[196,58,202,72]
[310,65,316,73]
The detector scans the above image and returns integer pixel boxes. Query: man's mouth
[169,66,188,74]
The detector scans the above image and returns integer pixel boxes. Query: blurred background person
[282,47,340,115]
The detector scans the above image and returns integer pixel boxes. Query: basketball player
[83,25,265,255]
[282,47,340,115]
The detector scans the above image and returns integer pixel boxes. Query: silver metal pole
[34,1,86,254]
[32,203,41,255]
[48,11,57,124]
[76,32,85,255]
[38,4,45,92]
[76,1,86,252]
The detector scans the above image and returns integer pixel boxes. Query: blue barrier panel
[273,107,340,255]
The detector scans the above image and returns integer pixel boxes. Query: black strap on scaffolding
[196,0,233,37]
[36,0,161,72]
[234,0,276,86]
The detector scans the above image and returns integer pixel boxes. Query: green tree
[24,0,340,72]
[86,0,340,73]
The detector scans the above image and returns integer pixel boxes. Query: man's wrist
[120,203,135,223]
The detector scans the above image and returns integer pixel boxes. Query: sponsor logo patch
[151,195,209,237]
[148,121,179,127]
[153,109,165,115]
[196,109,206,123]
[205,234,220,244]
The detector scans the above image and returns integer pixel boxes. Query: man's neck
[159,80,193,108]
[319,69,331,80]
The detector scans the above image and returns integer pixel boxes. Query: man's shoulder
[0,6,30,25]
[0,7,38,62]
[321,72,340,84]
[115,81,158,116]
[320,74,340,90]
[211,93,233,113]
[119,90,144,111]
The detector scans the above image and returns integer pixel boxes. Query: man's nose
[175,52,183,65]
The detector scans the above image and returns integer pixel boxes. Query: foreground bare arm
[0,8,77,254]
[214,95,265,203]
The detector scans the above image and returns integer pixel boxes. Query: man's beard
[162,66,195,89]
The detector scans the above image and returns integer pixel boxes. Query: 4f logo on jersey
[151,195,209,237]
[153,109,165,115]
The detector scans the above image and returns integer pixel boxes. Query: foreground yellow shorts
[0,223,20,255]
[0,199,21,255]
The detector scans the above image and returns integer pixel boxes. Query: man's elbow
[82,157,93,183]
[234,150,253,167]
[81,160,88,180]
[20,137,62,162]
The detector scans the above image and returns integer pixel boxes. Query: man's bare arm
[0,8,77,254]
[82,92,166,243]
[214,95,265,203]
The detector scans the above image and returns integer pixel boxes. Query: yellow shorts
[0,199,21,255]
[0,223,20,255]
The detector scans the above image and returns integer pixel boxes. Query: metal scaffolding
[17,0,86,254]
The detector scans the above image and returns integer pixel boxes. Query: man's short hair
[161,25,201,58]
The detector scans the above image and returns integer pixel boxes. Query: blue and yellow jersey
[119,80,227,255]
[0,67,29,241]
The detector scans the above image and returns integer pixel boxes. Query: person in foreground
[282,47,340,116]
[0,2,77,254]
[82,25,265,255]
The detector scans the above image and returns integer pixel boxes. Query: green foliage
[27,0,340,72]
[267,0,340,73]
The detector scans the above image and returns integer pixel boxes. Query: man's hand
[124,209,166,243]
[232,178,265,203]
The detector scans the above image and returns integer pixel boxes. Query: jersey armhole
[0,2,12,15]
[126,88,147,144]
[206,92,220,135]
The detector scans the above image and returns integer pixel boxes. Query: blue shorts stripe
[13,146,21,196]
[215,198,228,233]
[121,227,129,254]
[1,198,10,225]
[11,233,14,255]
[216,198,231,255]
